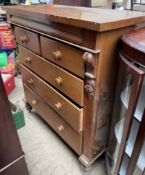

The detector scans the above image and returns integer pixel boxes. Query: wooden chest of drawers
[4,5,145,168]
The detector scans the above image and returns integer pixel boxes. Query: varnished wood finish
[120,27,145,67]
[40,36,85,78]
[107,33,145,175]
[0,74,23,169]
[4,5,145,168]
[111,27,145,175]
[108,27,145,175]
[14,26,40,54]
[0,74,29,174]
[12,17,83,46]
[21,65,83,133]
[1,158,29,175]
[114,54,144,175]
[126,110,145,175]
[24,85,82,155]
[19,45,84,106]
[3,5,145,32]
[81,26,133,166]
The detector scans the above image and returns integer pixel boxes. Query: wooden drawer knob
[27,79,34,85]
[53,50,62,60]
[31,100,37,105]
[55,77,63,85]
[57,125,64,132]
[20,35,29,43]
[25,57,31,63]
[55,102,62,110]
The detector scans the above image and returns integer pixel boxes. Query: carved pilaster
[83,52,96,98]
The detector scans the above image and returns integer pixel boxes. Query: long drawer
[19,45,84,107]
[40,36,84,78]
[24,85,82,155]
[21,65,83,133]
[14,26,41,55]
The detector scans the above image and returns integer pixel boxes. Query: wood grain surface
[19,45,84,107]
[14,26,41,55]
[40,36,85,78]
[0,74,29,174]
[21,65,83,133]
[3,5,145,32]
[24,85,82,155]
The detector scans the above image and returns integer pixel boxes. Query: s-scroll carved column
[83,52,96,98]
[80,51,99,168]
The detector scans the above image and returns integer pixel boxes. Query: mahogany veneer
[3,5,145,168]
[0,74,29,174]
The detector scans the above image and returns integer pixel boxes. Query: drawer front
[14,26,40,54]
[21,65,83,133]
[40,36,84,78]
[24,85,82,155]
[19,45,84,107]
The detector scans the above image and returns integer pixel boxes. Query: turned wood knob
[25,57,31,63]
[27,79,34,85]
[55,77,63,85]
[53,50,62,60]
[57,125,64,132]
[55,102,62,110]
[20,35,29,43]
[82,52,93,64]
[31,100,37,105]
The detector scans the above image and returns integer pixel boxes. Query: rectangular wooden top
[3,5,145,31]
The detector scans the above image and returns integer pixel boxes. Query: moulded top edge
[3,5,145,32]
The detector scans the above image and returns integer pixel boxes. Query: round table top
[120,27,145,67]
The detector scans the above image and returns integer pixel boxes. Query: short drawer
[40,36,84,78]
[14,26,40,55]
[19,45,84,107]
[21,65,83,133]
[24,85,82,155]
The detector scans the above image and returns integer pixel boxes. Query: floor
[9,76,107,175]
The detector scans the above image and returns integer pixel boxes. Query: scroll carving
[85,79,95,97]
[83,52,96,98]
